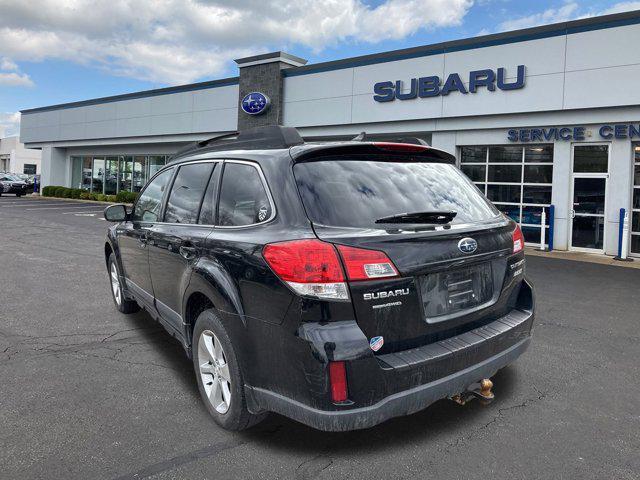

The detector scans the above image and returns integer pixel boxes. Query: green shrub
[39,186,125,202]
[116,190,139,204]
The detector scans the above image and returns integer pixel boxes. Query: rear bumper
[245,277,534,431]
[248,335,530,431]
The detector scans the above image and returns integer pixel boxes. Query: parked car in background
[103,126,534,432]
[15,173,35,190]
[0,174,28,196]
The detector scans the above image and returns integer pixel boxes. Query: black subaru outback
[103,126,533,432]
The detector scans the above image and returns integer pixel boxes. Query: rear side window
[164,162,214,224]
[132,168,173,222]
[218,163,272,227]
[294,158,499,228]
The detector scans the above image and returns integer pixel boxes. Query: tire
[192,309,267,430]
[107,253,140,314]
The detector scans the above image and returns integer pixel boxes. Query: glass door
[104,156,119,195]
[92,157,105,194]
[570,145,609,253]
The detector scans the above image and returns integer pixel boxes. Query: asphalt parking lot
[1,195,639,480]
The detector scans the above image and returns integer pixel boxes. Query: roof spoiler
[170,126,305,160]
[351,132,430,146]
[291,142,456,164]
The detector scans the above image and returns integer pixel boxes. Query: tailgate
[315,223,525,353]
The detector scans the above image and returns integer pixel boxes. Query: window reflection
[69,154,169,194]
[104,156,118,195]
[133,156,146,192]
[120,156,133,192]
[92,157,105,194]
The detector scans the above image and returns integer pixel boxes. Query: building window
[631,145,640,255]
[0,155,9,172]
[460,144,553,245]
[70,155,169,194]
[23,164,37,175]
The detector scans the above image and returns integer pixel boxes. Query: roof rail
[170,126,305,160]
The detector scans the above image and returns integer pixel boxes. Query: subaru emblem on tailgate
[458,237,477,254]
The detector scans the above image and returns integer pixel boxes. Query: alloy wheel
[110,262,122,306]
[198,330,232,414]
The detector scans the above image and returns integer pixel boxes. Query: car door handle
[179,245,198,260]
[138,233,148,248]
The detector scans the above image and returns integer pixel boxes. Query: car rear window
[294,158,499,228]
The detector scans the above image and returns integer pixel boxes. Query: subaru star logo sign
[241,92,270,115]
[458,237,478,254]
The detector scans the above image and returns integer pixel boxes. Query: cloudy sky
[1,0,639,136]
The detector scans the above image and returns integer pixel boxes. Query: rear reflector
[513,224,525,254]
[373,142,429,153]
[329,361,348,403]
[336,245,399,281]
[262,239,349,300]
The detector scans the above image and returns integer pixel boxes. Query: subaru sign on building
[19,10,640,258]
[241,92,270,115]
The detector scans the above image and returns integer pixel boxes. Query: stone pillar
[234,52,307,131]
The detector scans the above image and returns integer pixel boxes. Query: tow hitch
[450,379,495,406]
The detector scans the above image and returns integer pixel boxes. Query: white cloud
[0,54,33,87]
[0,112,21,137]
[494,1,640,33]
[498,2,580,31]
[1,57,18,71]
[600,1,640,14]
[0,0,474,84]
[0,71,34,87]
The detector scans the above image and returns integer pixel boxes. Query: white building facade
[19,11,640,256]
[0,136,42,175]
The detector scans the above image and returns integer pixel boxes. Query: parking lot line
[62,210,105,215]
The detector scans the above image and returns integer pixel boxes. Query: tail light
[336,245,398,281]
[373,142,429,153]
[329,361,348,403]
[513,224,524,253]
[262,239,349,300]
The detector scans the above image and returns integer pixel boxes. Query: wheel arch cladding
[185,291,215,340]
[104,242,113,266]
[186,263,246,324]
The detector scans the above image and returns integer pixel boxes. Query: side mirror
[104,204,128,222]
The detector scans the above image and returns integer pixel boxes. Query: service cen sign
[507,124,640,142]
[373,65,526,102]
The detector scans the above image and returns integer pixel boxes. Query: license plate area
[419,262,493,319]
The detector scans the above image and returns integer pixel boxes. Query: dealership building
[20,10,640,257]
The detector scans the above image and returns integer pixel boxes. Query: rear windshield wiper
[375,211,457,224]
